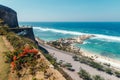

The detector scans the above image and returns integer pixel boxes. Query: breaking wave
[33,27,120,42]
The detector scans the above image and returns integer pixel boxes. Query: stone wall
[10,27,35,41]
[0,5,18,28]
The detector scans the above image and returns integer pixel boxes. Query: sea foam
[33,27,120,42]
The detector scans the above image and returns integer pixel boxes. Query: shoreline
[36,37,120,70]
[80,48,120,70]
[36,37,120,80]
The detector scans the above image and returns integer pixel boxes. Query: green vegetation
[89,61,104,71]
[0,25,9,35]
[78,68,92,80]
[78,68,105,80]
[72,55,80,61]
[73,55,104,71]
[93,75,105,80]
[0,36,10,80]
[49,40,120,79]
[115,71,120,78]
[42,53,73,80]
[0,25,41,79]
[72,55,120,77]
[6,32,37,50]
[105,68,113,75]
[5,44,40,77]
[0,24,70,80]
[63,63,72,67]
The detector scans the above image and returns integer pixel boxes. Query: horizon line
[18,21,120,23]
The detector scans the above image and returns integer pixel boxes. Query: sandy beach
[36,38,120,80]
[81,49,120,71]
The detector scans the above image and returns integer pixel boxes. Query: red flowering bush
[11,61,16,70]
[13,56,17,61]
[9,45,39,71]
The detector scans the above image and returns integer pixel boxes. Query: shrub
[105,68,113,75]
[6,32,37,49]
[115,71,120,78]
[78,68,92,80]
[5,44,39,73]
[0,26,9,35]
[93,75,105,80]
[89,61,104,71]
[72,55,79,61]
[64,63,72,67]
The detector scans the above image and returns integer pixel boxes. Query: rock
[80,35,95,40]
[0,5,18,28]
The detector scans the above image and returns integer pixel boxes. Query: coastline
[37,37,120,71]
[80,49,120,70]
[36,37,120,80]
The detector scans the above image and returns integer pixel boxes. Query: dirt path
[2,36,14,52]
[0,36,10,80]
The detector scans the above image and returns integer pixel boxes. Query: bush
[6,32,37,49]
[43,53,56,65]
[115,71,120,78]
[72,55,80,61]
[78,68,92,80]
[93,75,105,80]
[64,63,72,67]
[89,61,104,71]
[105,68,113,75]
[0,26,9,35]
[4,51,14,63]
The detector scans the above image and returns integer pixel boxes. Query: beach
[80,49,120,71]
[36,38,120,80]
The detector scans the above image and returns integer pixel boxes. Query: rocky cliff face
[0,5,18,28]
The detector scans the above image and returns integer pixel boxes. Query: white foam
[93,34,120,42]
[33,27,120,42]
[83,41,90,44]
[33,27,85,35]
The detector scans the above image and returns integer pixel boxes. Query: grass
[0,36,10,80]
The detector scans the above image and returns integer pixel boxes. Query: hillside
[0,26,66,80]
[0,36,10,80]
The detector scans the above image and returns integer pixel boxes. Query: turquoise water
[20,22,120,60]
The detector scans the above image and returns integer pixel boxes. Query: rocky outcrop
[0,5,18,28]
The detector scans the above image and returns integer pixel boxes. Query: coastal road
[38,43,120,80]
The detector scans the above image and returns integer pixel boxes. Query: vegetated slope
[0,26,66,80]
[0,36,10,80]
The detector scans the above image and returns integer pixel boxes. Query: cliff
[0,5,18,28]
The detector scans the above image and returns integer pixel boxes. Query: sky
[0,0,120,22]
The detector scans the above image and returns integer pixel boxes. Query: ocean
[19,22,120,60]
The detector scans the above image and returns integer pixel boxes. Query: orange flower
[23,48,29,53]
[13,56,17,61]
[19,53,25,57]
[31,49,38,54]
[11,61,16,69]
